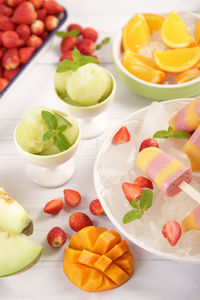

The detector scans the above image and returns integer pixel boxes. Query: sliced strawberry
[89,199,106,216]
[122,182,142,202]
[139,138,159,152]
[162,220,181,247]
[69,212,93,232]
[113,126,130,144]
[60,50,73,61]
[133,176,153,189]
[67,23,82,34]
[43,0,64,15]
[82,27,98,42]
[47,226,66,248]
[44,199,63,215]
[60,36,77,53]
[64,189,81,207]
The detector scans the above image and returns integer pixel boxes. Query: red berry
[67,23,82,34]
[37,8,47,21]
[64,189,81,207]
[60,36,77,53]
[44,199,63,215]
[69,212,93,232]
[47,226,66,248]
[2,30,23,48]
[30,0,42,9]
[0,0,6,4]
[89,199,106,216]
[0,47,5,59]
[3,67,20,80]
[27,34,43,49]
[82,27,98,42]
[0,4,12,16]
[0,77,9,92]
[7,0,25,7]
[31,19,44,35]
[122,182,142,202]
[16,24,31,41]
[41,30,48,40]
[60,50,73,61]
[45,15,59,31]
[2,48,20,69]
[11,2,37,24]
[162,220,181,247]
[133,176,153,190]
[43,0,64,15]
[113,126,130,144]
[77,38,95,55]
[139,138,159,152]
[0,15,14,31]
[19,46,34,63]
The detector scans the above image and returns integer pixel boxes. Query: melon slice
[0,188,33,235]
[0,232,43,277]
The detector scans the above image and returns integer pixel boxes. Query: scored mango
[63,226,134,292]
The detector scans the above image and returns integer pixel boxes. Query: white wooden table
[1,0,200,299]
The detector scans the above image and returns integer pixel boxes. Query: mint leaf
[130,200,141,209]
[54,133,70,152]
[123,210,143,224]
[56,59,79,73]
[56,31,68,38]
[102,37,110,44]
[41,111,57,130]
[168,126,173,133]
[43,130,53,142]
[72,49,80,62]
[68,29,79,37]
[172,130,190,139]
[139,189,153,211]
[96,44,102,50]
[79,54,99,66]
[153,130,169,138]
[58,124,68,132]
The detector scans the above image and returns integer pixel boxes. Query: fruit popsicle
[136,147,192,197]
[182,124,200,172]
[169,97,200,133]
[181,205,200,233]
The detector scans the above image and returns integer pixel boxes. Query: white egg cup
[14,114,80,188]
[56,70,116,139]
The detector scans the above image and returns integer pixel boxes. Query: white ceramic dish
[94,98,200,263]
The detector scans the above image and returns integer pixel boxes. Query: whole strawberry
[82,27,98,42]
[30,0,42,9]
[0,77,9,92]
[77,38,95,55]
[4,67,20,80]
[31,19,44,36]
[69,212,93,232]
[47,227,66,248]
[43,0,64,14]
[27,34,43,49]
[16,24,31,41]
[2,48,20,69]
[139,138,159,152]
[0,4,12,16]
[2,30,23,48]
[45,15,59,31]
[60,50,73,61]
[89,199,106,216]
[60,36,77,53]
[19,46,34,63]
[67,23,82,35]
[11,2,37,24]
[0,15,14,31]
[37,8,47,21]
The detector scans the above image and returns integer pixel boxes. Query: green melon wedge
[0,232,43,277]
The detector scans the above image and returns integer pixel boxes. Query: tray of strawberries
[0,0,67,97]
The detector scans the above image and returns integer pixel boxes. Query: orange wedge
[176,68,200,83]
[122,14,151,52]
[194,19,200,44]
[122,50,166,83]
[143,13,164,33]
[153,47,200,73]
[161,11,195,48]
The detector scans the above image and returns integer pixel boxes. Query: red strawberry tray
[0,0,67,98]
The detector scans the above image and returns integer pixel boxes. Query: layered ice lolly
[181,205,200,233]
[169,97,200,133]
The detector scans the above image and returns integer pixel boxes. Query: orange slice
[176,68,200,83]
[122,14,151,52]
[194,19,200,44]
[161,11,195,48]
[122,50,166,83]
[153,47,200,73]
[143,13,164,33]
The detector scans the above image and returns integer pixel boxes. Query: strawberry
[44,199,63,215]
[60,36,77,53]
[16,24,31,41]
[64,189,81,207]
[43,0,64,15]
[0,0,6,4]
[41,30,48,40]
[60,50,73,61]
[0,31,2,46]
[3,66,20,80]
[0,4,12,16]
[162,220,181,247]
[113,126,130,144]
[82,27,98,42]
[27,34,43,49]
[30,0,42,9]
[77,38,95,55]
[45,15,58,31]
[31,19,44,35]
[133,176,153,190]
[69,212,93,232]
[122,182,142,202]
[0,47,5,59]
[0,77,9,92]
[7,0,25,7]
[67,23,82,34]
[0,15,14,31]
[139,138,159,152]
[47,226,66,248]
[19,46,34,63]
[0,66,2,77]
[89,199,106,216]
[2,48,20,69]
[37,8,47,21]
[11,2,37,24]
[2,31,23,48]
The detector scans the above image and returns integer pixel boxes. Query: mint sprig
[56,49,99,73]
[56,29,79,38]
[153,126,190,139]
[41,110,72,152]
[96,37,110,50]
[123,189,153,224]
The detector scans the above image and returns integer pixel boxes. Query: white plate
[94,98,200,263]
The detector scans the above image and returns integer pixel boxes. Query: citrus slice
[194,19,200,44]
[176,68,200,83]
[161,11,195,48]
[122,50,166,83]
[143,13,164,33]
[153,47,200,73]
[122,14,151,52]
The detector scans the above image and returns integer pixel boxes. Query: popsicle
[169,97,200,133]
[181,205,200,233]
[182,124,200,172]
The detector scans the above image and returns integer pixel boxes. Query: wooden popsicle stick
[179,181,200,204]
